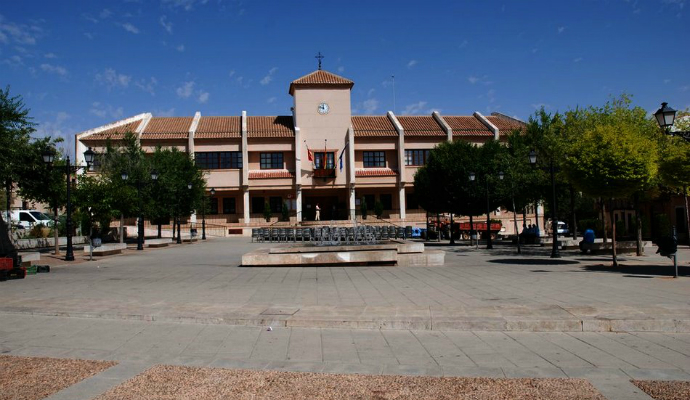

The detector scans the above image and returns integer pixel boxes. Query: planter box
[14,236,87,250]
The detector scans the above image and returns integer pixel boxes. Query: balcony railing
[313,168,336,178]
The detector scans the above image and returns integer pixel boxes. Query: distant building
[75,69,533,232]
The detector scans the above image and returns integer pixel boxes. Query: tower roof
[289,69,354,95]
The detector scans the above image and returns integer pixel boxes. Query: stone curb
[3,310,690,333]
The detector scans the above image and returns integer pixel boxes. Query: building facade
[76,69,530,231]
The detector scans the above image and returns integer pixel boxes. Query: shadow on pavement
[582,263,689,277]
[487,258,580,265]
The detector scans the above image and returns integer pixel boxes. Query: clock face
[317,102,330,115]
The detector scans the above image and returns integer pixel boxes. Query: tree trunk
[635,193,643,256]
[449,213,454,244]
[512,197,521,254]
[172,218,176,240]
[683,187,690,245]
[157,222,162,239]
[522,207,527,231]
[610,199,618,267]
[534,201,540,233]
[469,214,474,247]
[570,185,578,240]
[601,199,608,243]
[119,214,124,243]
[53,205,60,255]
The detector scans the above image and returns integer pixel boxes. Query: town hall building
[75,68,529,232]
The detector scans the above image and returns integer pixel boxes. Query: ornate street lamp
[654,102,677,132]
[529,149,560,258]
[42,146,94,261]
[121,168,160,250]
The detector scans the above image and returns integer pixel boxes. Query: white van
[10,210,53,230]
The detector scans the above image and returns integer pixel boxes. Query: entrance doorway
[304,195,345,221]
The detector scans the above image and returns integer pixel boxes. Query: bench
[83,243,127,256]
[146,238,173,248]
[18,252,40,267]
[580,241,646,255]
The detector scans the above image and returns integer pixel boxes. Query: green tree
[263,200,272,222]
[0,86,35,223]
[563,96,659,265]
[658,136,690,243]
[73,175,116,238]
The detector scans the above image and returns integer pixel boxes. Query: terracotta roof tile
[248,169,295,179]
[355,168,397,177]
[444,116,493,136]
[140,117,192,140]
[397,116,445,136]
[289,70,354,95]
[487,115,526,132]
[247,116,294,138]
[352,116,397,137]
[195,116,241,139]
[84,120,142,141]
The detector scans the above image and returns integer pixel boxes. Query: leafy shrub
[374,201,384,218]
[360,197,368,220]
[263,200,272,222]
[281,201,289,222]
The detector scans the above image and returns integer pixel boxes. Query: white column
[398,185,406,221]
[433,111,453,142]
[474,111,500,140]
[188,111,200,158]
[241,111,248,186]
[296,186,303,223]
[347,126,356,221]
[243,189,250,224]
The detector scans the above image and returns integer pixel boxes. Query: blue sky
[1,0,689,155]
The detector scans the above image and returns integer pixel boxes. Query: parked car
[10,210,53,230]
[556,221,569,235]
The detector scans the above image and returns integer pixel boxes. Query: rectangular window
[314,152,335,169]
[209,197,218,215]
[251,197,264,213]
[404,149,430,166]
[260,152,283,169]
[363,151,385,168]
[223,198,236,214]
[195,152,242,169]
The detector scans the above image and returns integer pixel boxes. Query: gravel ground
[96,365,605,400]
[0,355,116,400]
[631,380,690,400]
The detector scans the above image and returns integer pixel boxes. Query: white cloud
[154,107,176,117]
[197,91,209,103]
[337,66,345,73]
[135,77,158,95]
[89,102,123,119]
[176,81,195,98]
[235,76,252,88]
[458,39,468,48]
[0,15,42,45]
[381,79,394,88]
[573,57,583,63]
[663,79,671,84]
[82,13,99,24]
[557,26,565,34]
[84,32,94,40]
[100,9,113,19]
[121,23,140,34]
[531,103,551,110]
[95,68,131,89]
[161,0,210,11]
[44,52,56,58]
[228,70,235,77]
[260,67,278,85]
[407,59,418,68]
[361,98,379,114]
[402,101,428,115]
[2,55,23,66]
[267,97,276,104]
[176,44,185,52]
[40,63,68,76]
[367,88,375,97]
[468,75,492,85]
[160,15,173,34]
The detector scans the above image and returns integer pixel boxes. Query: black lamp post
[121,169,158,250]
[529,149,560,258]
[469,171,496,250]
[202,187,215,240]
[42,147,95,261]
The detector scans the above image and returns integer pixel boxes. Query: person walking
[315,203,321,221]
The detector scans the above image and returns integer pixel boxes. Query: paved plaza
[1,238,689,399]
